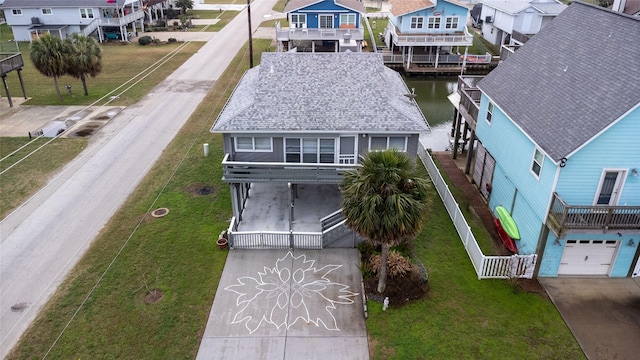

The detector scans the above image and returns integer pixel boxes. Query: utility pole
[247,0,254,68]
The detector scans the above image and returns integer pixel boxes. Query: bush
[369,250,416,279]
[168,38,177,43]
[156,19,166,27]
[138,36,153,46]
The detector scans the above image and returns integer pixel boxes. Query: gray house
[211,52,430,249]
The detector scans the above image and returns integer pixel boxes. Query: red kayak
[494,219,519,254]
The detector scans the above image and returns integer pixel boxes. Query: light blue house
[275,0,366,52]
[384,0,475,71]
[0,0,145,43]
[459,2,640,277]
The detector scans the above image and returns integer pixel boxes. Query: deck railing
[0,53,24,76]
[99,10,144,27]
[547,192,640,236]
[275,25,364,42]
[418,146,537,279]
[387,23,474,47]
[221,154,357,184]
[457,75,484,128]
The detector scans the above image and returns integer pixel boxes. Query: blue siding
[539,232,637,277]
[290,0,361,29]
[394,1,468,34]
[476,94,556,255]
[555,106,640,206]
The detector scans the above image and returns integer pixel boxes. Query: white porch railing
[417,146,537,279]
[387,23,474,47]
[99,11,144,27]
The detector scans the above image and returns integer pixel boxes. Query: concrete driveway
[197,249,369,360]
[540,278,640,360]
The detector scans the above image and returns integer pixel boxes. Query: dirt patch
[187,183,217,197]
[144,289,164,305]
[517,278,550,300]
[364,271,429,307]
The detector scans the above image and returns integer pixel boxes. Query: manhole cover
[197,186,213,195]
[151,208,169,218]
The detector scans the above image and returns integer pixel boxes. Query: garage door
[558,240,618,276]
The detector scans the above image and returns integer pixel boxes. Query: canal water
[404,77,458,152]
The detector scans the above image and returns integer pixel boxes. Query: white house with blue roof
[462,2,640,277]
[383,0,476,72]
[211,52,430,248]
[275,0,366,52]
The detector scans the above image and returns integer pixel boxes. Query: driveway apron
[197,249,369,360]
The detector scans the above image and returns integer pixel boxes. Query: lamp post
[247,0,254,68]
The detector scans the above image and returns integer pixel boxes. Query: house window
[410,17,424,29]
[12,9,23,15]
[234,136,272,152]
[369,136,407,151]
[80,9,95,19]
[445,16,459,29]
[486,102,494,123]
[286,138,335,163]
[531,148,544,178]
[427,17,441,29]
[290,14,306,28]
[340,14,356,27]
[319,14,333,29]
[42,8,53,15]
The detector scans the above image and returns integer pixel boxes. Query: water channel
[404,77,458,152]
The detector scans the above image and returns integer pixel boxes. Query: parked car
[103,27,131,40]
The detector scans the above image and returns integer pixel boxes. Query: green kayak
[496,206,520,240]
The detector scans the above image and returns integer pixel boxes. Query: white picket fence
[418,147,537,279]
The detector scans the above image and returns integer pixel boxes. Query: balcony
[221,154,358,184]
[0,53,23,77]
[547,192,640,236]
[456,75,483,129]
[99,10,144,27]
[275,26,364,42]
[387,23,473,47]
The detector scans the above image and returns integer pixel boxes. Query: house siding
[5,6,100,41]
[476,94,556,255]
[290,0,360,29]
[393,2,468,35]
[555,107,640,206]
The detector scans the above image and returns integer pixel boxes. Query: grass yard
[366,157,584,359]
[188,10,239,31]
[3,41,202,106]
[0,137,88,220]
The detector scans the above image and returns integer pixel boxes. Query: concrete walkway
[197,249,369,360]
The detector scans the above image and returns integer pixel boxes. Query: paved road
[0,1,277,357]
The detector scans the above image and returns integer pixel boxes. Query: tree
[174,0,194,15]
[65,33,103,96]
[341,149,432,293]
[30,34,67,102]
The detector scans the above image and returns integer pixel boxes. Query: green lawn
[3,40,202,106]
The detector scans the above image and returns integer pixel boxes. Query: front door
[594,170,625,206]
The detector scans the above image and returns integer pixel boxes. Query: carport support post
[17,69,28,99]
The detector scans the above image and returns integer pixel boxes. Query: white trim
[486,101,494,124]
[284,137,337,164]
[530,147,543,179]
[368,136,408,152]
[410,16,424,29]
[592,169,627,206]
[427,16,441,29]
[339,13,356,26]
[80,8,95,19]
[445,16,459,29]
[41,8,53,15]
[234,136,273,152]
[319,14,333,29]
[12,9,23,16]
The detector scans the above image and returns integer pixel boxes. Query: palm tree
[30,34,67,102]
[174,0,194,15]
[65,33,103,96]
[341,149,432,293]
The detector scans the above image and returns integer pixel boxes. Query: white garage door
[558,240,619,276]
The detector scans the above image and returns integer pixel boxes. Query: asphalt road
[0,1,277,357]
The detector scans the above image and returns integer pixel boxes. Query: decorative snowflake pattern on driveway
[225,251,359,334]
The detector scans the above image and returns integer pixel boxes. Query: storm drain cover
[151,208,169,218]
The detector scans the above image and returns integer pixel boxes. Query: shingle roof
[530,1,567,15]
[389,0,435,17]
[211,53,430,134]
[284,0,365,13]
[477,1,640,162]
[482,0,532,15]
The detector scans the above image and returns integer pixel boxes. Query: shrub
[369,250,416,279]
[138,36,153,46]
[156,19,166,27]
[168,38,177,43]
